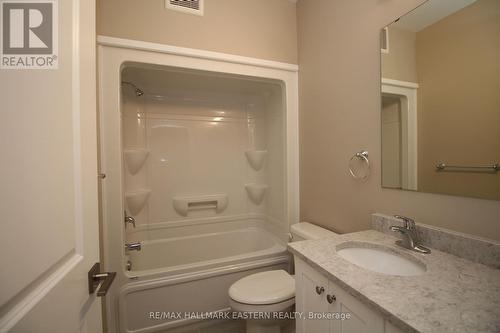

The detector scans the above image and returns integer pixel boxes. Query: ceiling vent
[166,0,204,16]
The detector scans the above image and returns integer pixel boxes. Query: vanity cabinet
[295,258,404,333]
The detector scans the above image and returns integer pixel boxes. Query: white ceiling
[392,0,477,32]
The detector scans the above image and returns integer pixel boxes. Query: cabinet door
[295,258,331,333]
[329,279,384,333]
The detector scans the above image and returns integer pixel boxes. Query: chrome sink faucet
[390,215,431,254]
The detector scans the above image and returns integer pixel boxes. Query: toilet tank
[290,222,337,241]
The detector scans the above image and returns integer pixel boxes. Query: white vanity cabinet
[295,258,404,333]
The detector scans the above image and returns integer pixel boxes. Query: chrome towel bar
[436,163,500,172]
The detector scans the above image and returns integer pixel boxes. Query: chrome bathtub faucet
[390,215,431,254]
[124,211,136,228]
[125,242,142,252]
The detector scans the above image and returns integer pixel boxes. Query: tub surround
[288,228,500,332]
[98,40,299,333]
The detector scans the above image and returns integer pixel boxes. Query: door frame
[381,78,418,191]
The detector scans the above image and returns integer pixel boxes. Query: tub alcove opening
[100,57,296,333]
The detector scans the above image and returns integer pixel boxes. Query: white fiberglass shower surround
[98,37,299,333]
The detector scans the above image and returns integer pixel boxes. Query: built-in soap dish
[173,194,228,216]
[124,149,149,175]
[245,184,268,204]
[125,189,151,215]
[245,150,267,171]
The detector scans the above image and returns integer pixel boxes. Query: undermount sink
[336,242,426,276]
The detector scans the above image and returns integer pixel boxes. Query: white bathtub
[118,226,289,333]
[128,227,284,274]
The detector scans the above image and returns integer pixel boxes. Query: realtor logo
[1,0,58,69]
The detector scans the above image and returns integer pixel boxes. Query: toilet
[228,222,337,333]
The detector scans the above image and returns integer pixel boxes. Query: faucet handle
[124,211,136,228]
[394,215,415,230]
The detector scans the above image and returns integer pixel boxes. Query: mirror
[380,0,500,201]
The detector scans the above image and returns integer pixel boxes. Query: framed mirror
[380,0,500,201]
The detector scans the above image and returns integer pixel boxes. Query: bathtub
[118,225,289,333]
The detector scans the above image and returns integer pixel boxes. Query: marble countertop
[288,230,500,333]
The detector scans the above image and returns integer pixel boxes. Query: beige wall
[416,0,500,200]
[297,0,500,241]
[381,27,417,82]
[97,0,298,64]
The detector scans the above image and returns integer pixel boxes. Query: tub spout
[125,242,141,252]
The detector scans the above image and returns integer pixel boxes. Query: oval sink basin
[336,243,426,276]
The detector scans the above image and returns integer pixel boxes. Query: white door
[0,0,103,332]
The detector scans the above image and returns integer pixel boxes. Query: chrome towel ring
[349,150,370,180]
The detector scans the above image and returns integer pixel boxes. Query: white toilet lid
[229,270,295,305]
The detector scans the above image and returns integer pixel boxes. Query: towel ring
[349,150,370,180]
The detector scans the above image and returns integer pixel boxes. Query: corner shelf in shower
[245,150,267,171]
[124,148,149,175]
[125,189,151,215]
[245,184,268,204]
